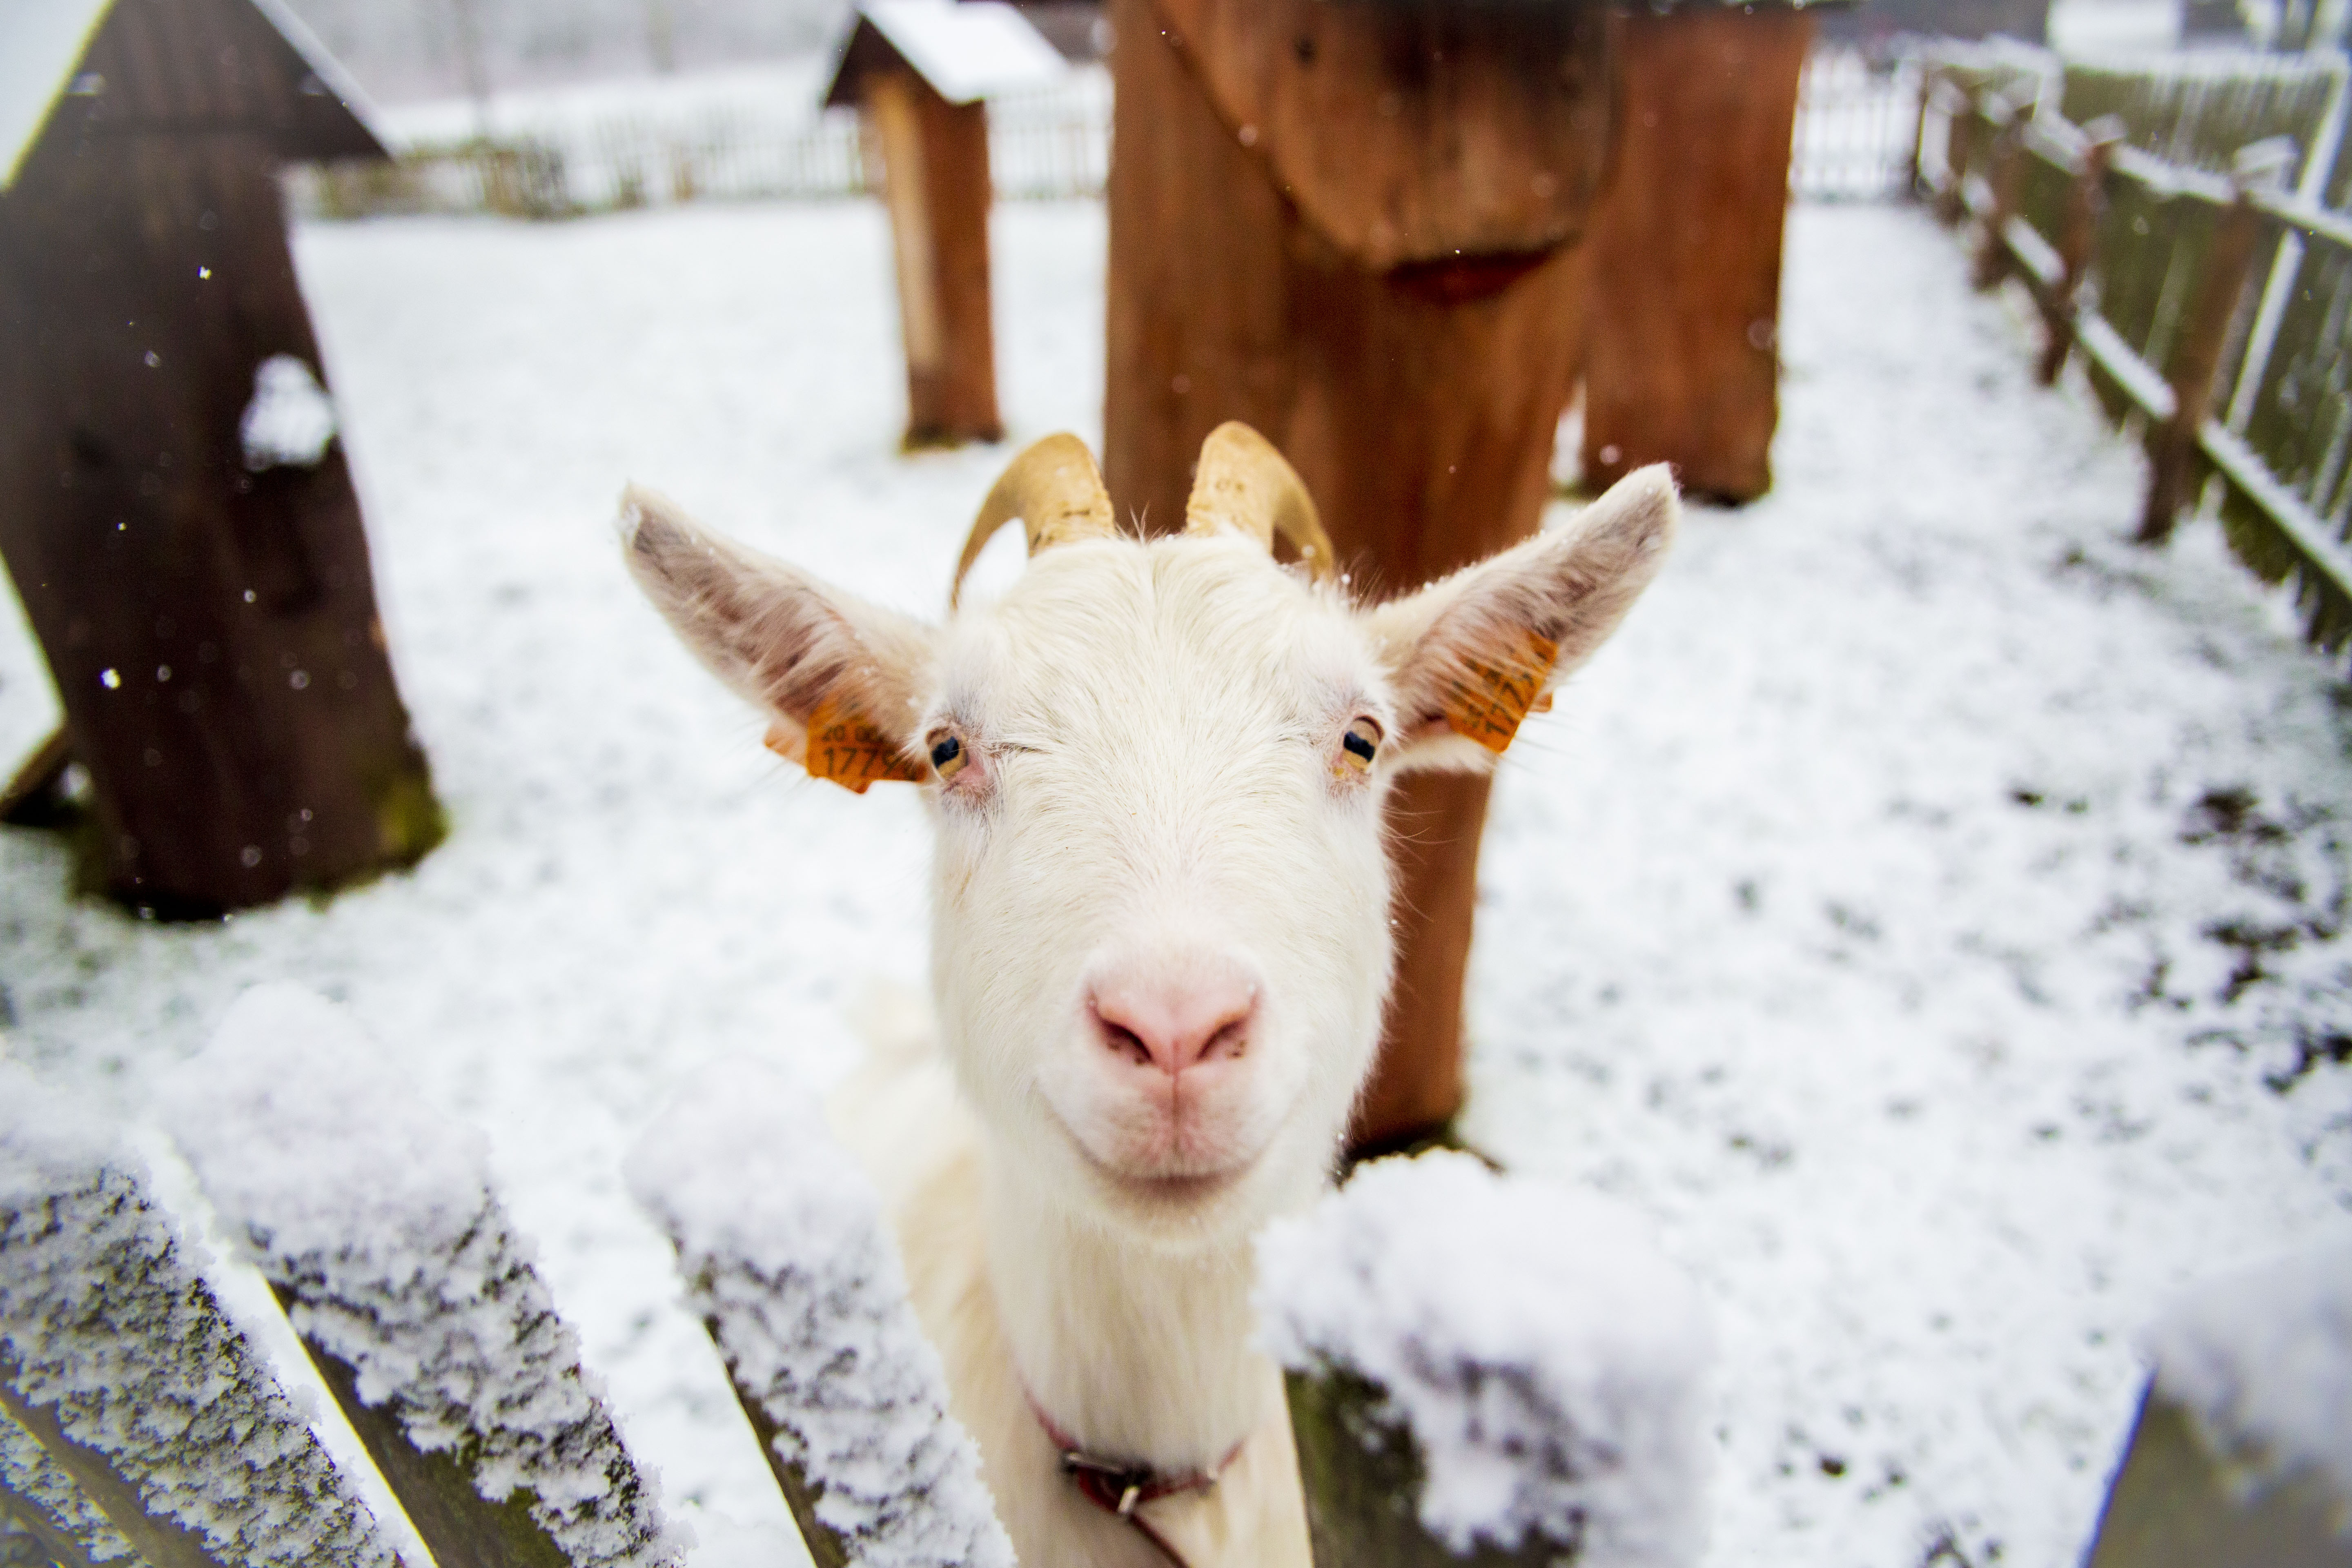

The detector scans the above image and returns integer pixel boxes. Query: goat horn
[950,433,1118,609]
[1181,422,1336,584]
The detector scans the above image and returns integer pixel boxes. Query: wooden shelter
[1104,0,1617,1153]
[0,0,442,917]
[1580,0,1842,506]
[825,1,1065,448]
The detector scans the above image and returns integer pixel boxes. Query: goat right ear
[620,486,938,789]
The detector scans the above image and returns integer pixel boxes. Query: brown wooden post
[1909,63,1935,200]
[862,69,1003,448]
[1972,101,2025,290]
[0,0,443,919]
[1936,81,1975,226]
[2037,125,2120,385]
[2136,185,2263,545]
[1104,0,1615,1152]
[1579,4,1817,505]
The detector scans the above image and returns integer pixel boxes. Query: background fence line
[293,46,1918,220]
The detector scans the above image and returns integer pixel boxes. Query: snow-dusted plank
[0,1065,403,1568]
[626,1058,1014,1568]
[1256,1153,1715,1568]
[164,984,685,1568]
[2083,1239,2352,1568]
[1,1400,134,1568]
[847,0,1066,105]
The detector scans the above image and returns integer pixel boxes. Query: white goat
[622,427,1677,1568]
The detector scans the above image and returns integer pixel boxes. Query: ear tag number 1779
[801,693,927,794]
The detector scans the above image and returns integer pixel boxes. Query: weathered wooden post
[1,1067,404,1568]
[1259,1154,1715,1568]
[1578,0,1830,505]
[167,984,684,1568]
[2036,118,2123,385]
[1971,99,2027,291]
[0,0,443,918]
[2135,173,2265,545]
[824,2,1066,448]
[1104,0,1616,1154]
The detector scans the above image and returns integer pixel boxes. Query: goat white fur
[622,434,1677,1568]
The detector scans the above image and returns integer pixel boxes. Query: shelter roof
[2,0,386,192]
[823,0,1068,109]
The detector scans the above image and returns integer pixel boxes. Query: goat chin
[829,991,1317,1568]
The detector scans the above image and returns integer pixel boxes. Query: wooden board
[1580,5,1815,505]
[0,105,440,915]
[1105,0,1606,1148]
[866,68,1002,448]
[1147,0,1613,272]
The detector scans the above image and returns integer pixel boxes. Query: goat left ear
[1363,464,1678,773]
[620,486,938,791]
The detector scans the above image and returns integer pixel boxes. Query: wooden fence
[292,46,1919,221]
[1925,50,2352,661]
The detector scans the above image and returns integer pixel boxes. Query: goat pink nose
[1090,970,1256,1075]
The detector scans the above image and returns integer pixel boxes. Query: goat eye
[1340,717,1381,772]
[929,733,967,778]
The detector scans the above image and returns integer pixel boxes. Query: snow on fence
[1926,48,2352,666]
[625,1060,1013,1568]
[0,1066,403,1568]
[1256,1153,1715,1568]
[2080,1240,2352,1568]
[290,46,1919,221]
[163,984,685,1568]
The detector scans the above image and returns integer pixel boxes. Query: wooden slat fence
[292,45,1921,220]
[1924,49,2352,659]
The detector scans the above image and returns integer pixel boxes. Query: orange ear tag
[798,693,927,794]
[1441,628,1560,755]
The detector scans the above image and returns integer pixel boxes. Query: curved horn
[950,433,1118,609]
[1181,422,1336,584]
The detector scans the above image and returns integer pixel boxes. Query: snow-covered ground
[1,196,2348,1568]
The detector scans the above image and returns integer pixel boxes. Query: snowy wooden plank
[0,1067,403,1568]
[164,984,684,1568]
[0,1402,132,1568]
[625,1058,1014,1568]
[1256,1154,1715,1568]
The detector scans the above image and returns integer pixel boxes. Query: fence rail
[292,46,1922,221]
[1926,50,2352,660]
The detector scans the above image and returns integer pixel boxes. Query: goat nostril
[1102,1020,1152,1067]
[1204,1020,1247,1061]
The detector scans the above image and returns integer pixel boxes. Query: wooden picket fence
[1922,49,2352,661]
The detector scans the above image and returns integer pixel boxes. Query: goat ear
[1363,465,1677,774]
[620,486,937,789]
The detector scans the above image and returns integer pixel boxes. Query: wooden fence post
[2037,122,2123,384]
[1,1069,404,1568]
[1972,102,2026,290]
[1909,62,1936,199]
[1579,2,1819,504]
[2136,185,2263,544]
[166,986,682,1568]
[1936,80,1975,225]
[1102,0,1616,1153]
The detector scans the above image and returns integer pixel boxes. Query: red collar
[1025,1389,1246,1568]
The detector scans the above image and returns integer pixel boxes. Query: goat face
[621,427,1677,1251]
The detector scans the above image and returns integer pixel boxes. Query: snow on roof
[0,0,387,193]
[1255,1152,1716,1566]
[824,0,1067,109]
[2143,1237,2352,1507]
[0,0,111,189]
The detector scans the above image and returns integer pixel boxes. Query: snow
[839,2,1067,107]
[0,1066,400,1567]
[0,185,2345,1568]
[0,0,110,191]
[240,354,341,472]
[625,1058,1013,1568]
[160,983,687,1568]
[0,1387,139,1561]
[2142,1236,2352,1506]
[1257,1152,1714,1566]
